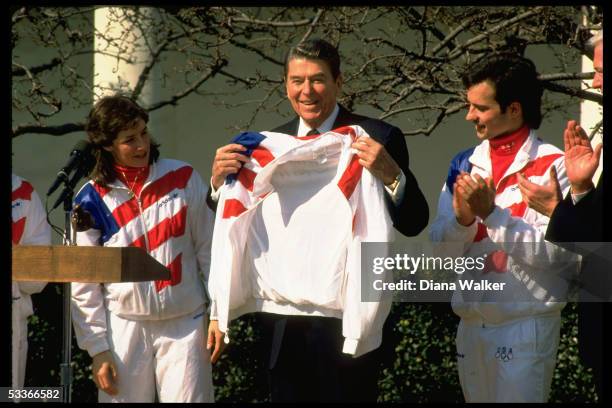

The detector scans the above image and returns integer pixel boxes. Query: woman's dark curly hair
[85,95,160,186]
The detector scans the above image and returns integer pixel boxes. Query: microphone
[51,155,95,211]
[47,140,93,196]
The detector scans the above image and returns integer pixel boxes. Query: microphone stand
[55,163,91,403]
[60,189,74,403]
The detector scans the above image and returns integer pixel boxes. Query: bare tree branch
[539,72,593,81]
[588,119,603,140]
[448,7,545,59]
[12,58,62,77]
[300,9,325,43]
[228,16,313,27]
[12,122,85,138]
[146,58,228,112]
[541,82,602,105]
[431,15,479,56]
[11,6,602,139]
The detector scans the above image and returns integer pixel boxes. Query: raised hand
[351,137,401,185]
[517,166,562,217]
[211,144,249,190]
[564,120,603,194]
[453,171,476,226]
[455,172,496,221]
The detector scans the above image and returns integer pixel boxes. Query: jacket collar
[469,129,539,184]
[106,161,156,191]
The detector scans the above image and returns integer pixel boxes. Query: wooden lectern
[12,245,171,283]
[12,245,170,403]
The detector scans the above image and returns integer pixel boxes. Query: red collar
[113,163,149,183]
[489,126,529,156]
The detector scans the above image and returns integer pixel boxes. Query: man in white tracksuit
[430,53,579,402]
[12,173,51,389]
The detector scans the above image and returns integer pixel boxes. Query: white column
[93,7,176,156]
[93,7,154,104]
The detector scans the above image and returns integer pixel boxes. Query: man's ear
[336,73,343,90]
[284,75,290,97]
[509,101,522,118]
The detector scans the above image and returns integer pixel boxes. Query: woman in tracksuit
[71,95,224,402]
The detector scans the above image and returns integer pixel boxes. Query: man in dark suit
[207,38,428,401]
[517,30,606,401]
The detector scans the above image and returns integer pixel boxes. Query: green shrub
[26,288,596,402]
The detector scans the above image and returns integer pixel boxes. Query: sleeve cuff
[571,189,592,205]
[209,177,221,202]
[384,171,406,205]
[342,338,359,355]
[86,339,111,359]
[482,205,505,229]
[445,214,478,242]
[209,300,218,321]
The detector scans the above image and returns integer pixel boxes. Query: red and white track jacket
[209,125,394,357]
[430,130,580,324]
[12,174,51,318]
[71,159,214,357]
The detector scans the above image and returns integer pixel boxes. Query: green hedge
[25,285,596,402]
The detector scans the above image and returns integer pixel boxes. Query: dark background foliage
[26,287,596,402]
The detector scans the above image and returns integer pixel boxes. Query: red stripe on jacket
[496,153,562,196]
[156,253,182,292]
[12,180,33,202]
[112,199,142,228]
[93,183,112,199]
[140,166,193,211]
[12,217,26,245]
[147,206,187,252]
[331,126,357,140]
[111,166,193,229]
[337,156,363,199]
[252,147,275,167]
[223,199,247,219]
[237,167,257,192]
[129,235,147,249]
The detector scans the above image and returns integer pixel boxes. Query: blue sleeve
[73,184,120,245]
[225,131,267,184]
[445,147,475,194]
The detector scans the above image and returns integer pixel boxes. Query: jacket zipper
[134,193,150,253]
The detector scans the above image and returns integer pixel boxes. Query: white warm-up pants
[455,313,560,402]
[99,306,214,403]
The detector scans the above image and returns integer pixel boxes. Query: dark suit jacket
[271,105,429,237]
[545,177,606,379]
[546,176,603,243]
[545,177,608,300]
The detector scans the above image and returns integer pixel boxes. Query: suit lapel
[332,105,355,128]
[273,117,300,135]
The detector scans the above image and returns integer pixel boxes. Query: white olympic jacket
[429,130,580,324]
[12,174,51,320]
[209,125,394,357]
[71,159,214,357]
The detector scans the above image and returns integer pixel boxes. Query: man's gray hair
[587,29,603,50]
